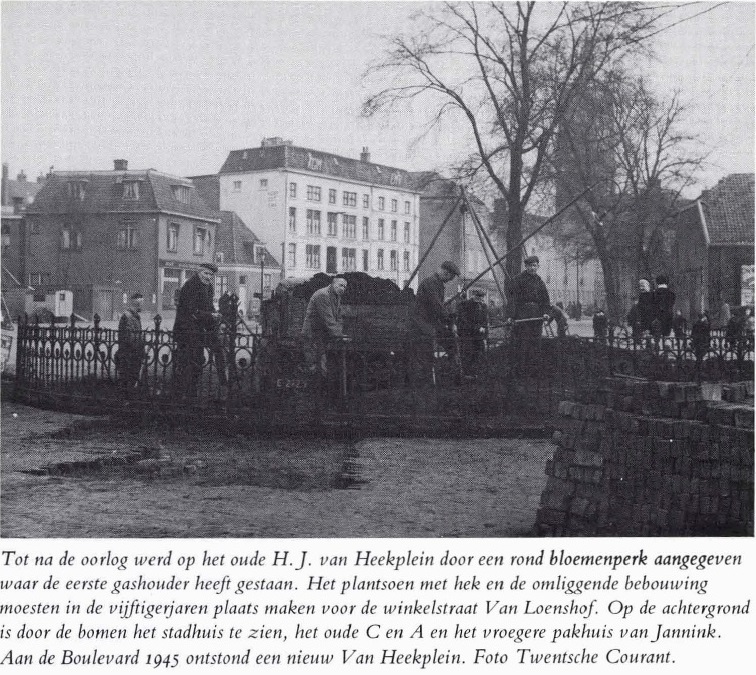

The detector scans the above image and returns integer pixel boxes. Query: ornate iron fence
[14,314,261,409]
[13,315,753,418]
[604,328,753,383]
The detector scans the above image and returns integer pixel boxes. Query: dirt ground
[1,397,554,538]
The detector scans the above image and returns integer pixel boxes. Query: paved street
[1,397,553,538]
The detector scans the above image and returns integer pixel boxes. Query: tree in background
[553,73,706,321]
[363,2,672,278]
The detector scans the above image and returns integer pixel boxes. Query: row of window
[290,244,412,273]
[285,181,412,213]
[65,180,191,204]
[56,223,211,255]
[287,208,412,243]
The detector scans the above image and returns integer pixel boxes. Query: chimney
[360,147,371,163]
[37,173,45,184]
[1,163,8,206]
[17,170,27,182]
[114,159,128,171]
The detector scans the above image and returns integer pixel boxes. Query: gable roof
[27,169,220,222]
[216,211,280,268]
[698,173,754,245]
[219,144,418,192]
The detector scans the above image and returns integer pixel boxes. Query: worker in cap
[441,260,461,277]
[507,254,550,342]
[173,261,226,399]
[117,291,145,395]
[408,261,460,386]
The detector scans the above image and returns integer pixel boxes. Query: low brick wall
[535,377,754,536]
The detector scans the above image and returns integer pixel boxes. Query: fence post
[93,314,101,401]
[153,315,162,396]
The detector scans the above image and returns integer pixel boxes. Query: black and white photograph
[1,0,753,541]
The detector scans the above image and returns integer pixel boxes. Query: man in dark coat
[652,274,675,338]
[408,261,459,385]
[173,263,224,398]
[302,275,349,378]
[117,292,145,394]
[507,255,550,341]
[457,288,488,374]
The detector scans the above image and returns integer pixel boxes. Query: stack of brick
[535,377,753,536]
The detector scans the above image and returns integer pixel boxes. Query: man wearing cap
[507,255,551,341]
[117,292,145,394]
[301,274,349,379]
[457,288,488,374]
[408,261,460,385]
[173,263,225,398]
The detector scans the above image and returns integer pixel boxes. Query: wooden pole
[404,195,463,289]
[461,188,508,307]
[445,182,599,306]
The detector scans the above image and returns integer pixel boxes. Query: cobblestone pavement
[1,399,553,538]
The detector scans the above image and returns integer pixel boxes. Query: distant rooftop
[28,160,219,222]
[219,139,418,192]
[698,173,754,246]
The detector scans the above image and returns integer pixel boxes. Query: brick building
[673,173,755,320]
[191,174,281,318]
[217,138,421,288]
[23,160,219,321]
[1,163,46,285]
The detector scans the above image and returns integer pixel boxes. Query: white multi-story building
[218,138,421,288]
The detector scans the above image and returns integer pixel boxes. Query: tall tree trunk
[595,237,622,323]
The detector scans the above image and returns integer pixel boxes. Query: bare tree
[363,1,671,277]
[555,74,706,321]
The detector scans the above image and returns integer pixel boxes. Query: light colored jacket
[302,286,344,341]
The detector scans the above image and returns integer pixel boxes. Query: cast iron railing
[13,315,754,417]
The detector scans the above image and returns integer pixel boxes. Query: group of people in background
[626,274,676,339]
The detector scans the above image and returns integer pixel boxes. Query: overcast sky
[1,1,753,195]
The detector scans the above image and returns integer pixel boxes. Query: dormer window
[122,181,140,200]
[171,185,190,203]
[67,180,87,201]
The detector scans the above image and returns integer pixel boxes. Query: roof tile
[699,173,754,245]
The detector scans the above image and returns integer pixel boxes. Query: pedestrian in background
[691,312,711,361]
[549,302,569,338]
[457,288,488,375]
[592,308,608,343]
[117,292,145,395]
[652,274,675,337]
[635,278,655,336]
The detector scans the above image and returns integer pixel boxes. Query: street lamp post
[259,247,266,306]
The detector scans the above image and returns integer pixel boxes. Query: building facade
[23,160,220,321]
[1,163,46,284]
[412,173,504,306]
[217,139,421,288]
[214,210,281,319]
[673,173,755,321]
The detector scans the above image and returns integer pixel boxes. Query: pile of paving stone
[535,377,754,536]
